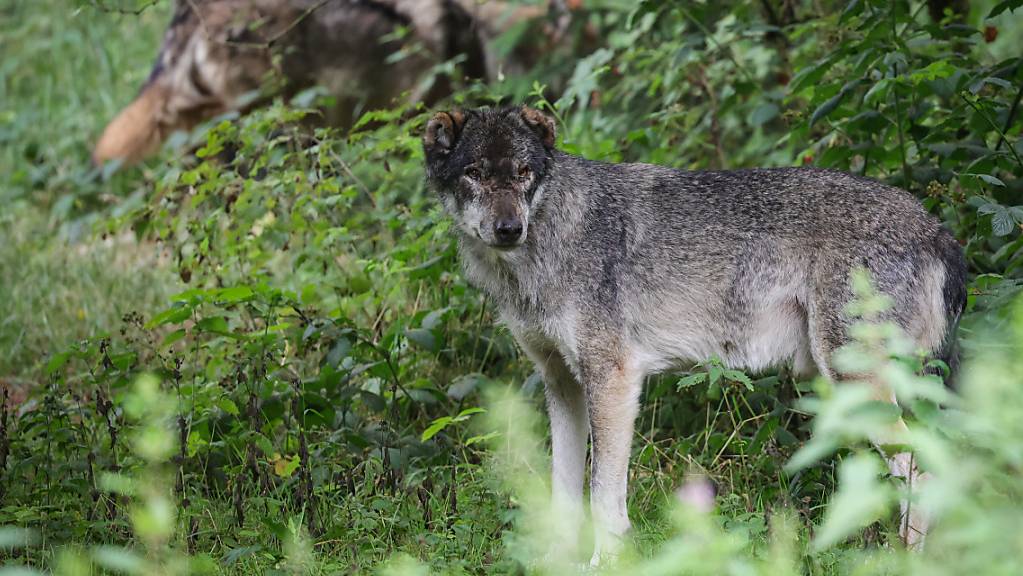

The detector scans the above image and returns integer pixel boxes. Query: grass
[0,0,178,383]
[0,0,168,191]
[0,207,178,382]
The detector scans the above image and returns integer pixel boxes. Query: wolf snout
[493,217,524,246]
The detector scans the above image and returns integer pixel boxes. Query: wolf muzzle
[493,216,524,246]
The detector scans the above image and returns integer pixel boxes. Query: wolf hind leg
[581,353,643,566]
[806,275,929,548]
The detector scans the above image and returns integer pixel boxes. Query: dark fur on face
[424,106,556,248]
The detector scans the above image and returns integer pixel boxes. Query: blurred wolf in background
[423,106,966,563]
[93,0,570,166]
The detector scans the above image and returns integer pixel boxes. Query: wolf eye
[517,165,532,179]
[464,167,482,180]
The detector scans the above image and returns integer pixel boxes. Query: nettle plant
[6,97,527,564]
[130,101,519,507]
[787,279,1023,574]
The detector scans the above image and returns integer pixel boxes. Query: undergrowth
[2,0,1023,574]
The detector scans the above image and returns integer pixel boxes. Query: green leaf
[453,407,486,422]
[405,328,437,352]
[748,417,779,454]
[992,237,1023,263]
[790,56,836,93]
[325,337,351,368]
[810,92,845,127]
[45,351,71,375]
[676,373,707,390]
[810,94,842,127]
[840,0,863,21]
[221,545,263,567]
[465,431,499,446]
[969,76,1016,94]
[421,307,450,330]
[992,209,1016,236]
[969,173,1006,187]
[979,201,1018,236]
[708,364,724,387]
[725,369,754,390]
[161,328,186,348]
[197,316,229,334]
[977,201,1001,215]
[108,351,136,371]
[254,434,274,457]
[812,453,895,550]
[448,373,488,401]
[863,78,892,106]
[216,286,254,304]
[147,304,192,328]
[556,48,615,111]
[989,0,1023,18]
[93,546,146,574]
[421,416,453,442]
[810,80,862,128]
[749,103,780,127]
[786,437,840,472]
[909,60,956,84]
[218,398,240,416]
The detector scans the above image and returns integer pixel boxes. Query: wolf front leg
[518,338,589,562]
[583,356,643,566]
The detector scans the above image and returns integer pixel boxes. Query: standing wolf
[422,106,967,562]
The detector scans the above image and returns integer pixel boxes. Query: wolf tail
[928,228,968,387]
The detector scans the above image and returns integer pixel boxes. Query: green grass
[0,0,168,193]
[0,206,178,382]
[0,0,178,382]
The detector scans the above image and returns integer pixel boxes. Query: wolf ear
[520,106,556,149]
[423,111,465,154]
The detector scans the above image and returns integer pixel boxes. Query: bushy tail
[930,228,967,386]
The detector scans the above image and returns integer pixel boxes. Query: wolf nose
[493,218,523,245]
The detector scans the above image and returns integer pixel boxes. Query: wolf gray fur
[93,0,554,165]
[422,106,967,561]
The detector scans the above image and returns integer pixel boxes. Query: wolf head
[93,0,282,166]
[423,106,557,250]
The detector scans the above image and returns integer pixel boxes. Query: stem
[995,80,1023,152]
[677,4,757,84]
[960,92,1023,171]
[891,81,912,186]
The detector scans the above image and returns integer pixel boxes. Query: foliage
[2,0,1023,574]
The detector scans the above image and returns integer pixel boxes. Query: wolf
[422,106,967,563]
[93,0,556,166]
